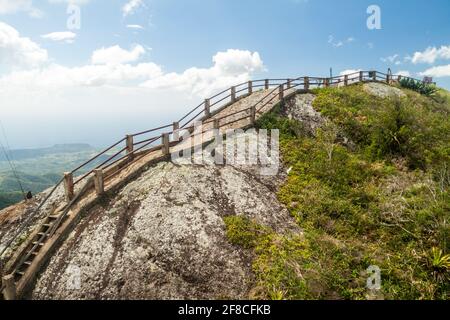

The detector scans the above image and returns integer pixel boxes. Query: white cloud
[41,31,77,43]
[0,47,264,98]
[381,54,399,64]
[0,22,48,67]
[91,44,146,65]
[47,0,90,4]
[419,64,450,78]
[411,46,450,64]
[0,0,43,17]
[141,49,265,96]
[396,70,411,77]
[126,24,144,30]
[0,46,265,148]
[0,62,163,88]
[122,0,144,17]
[339,69,361,76]
[328,35,354,48]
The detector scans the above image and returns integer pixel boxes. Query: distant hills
[0,143,104,210]
[0,144,95,161]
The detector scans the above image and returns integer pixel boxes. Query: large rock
[31,160,298,300]
[284,93,324,135]
[363,82,406,99]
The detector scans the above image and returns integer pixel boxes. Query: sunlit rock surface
[31,160,298,300]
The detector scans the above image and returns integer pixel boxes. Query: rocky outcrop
[30,160,298,300]
[363,82,406,99]
[284,93,324,135]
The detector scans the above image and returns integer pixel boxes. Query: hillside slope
[1,82,448,300]
[246,82,449,299]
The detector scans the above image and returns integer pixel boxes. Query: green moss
[223,215,269,249]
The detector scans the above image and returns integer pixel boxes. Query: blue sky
[1,0,450,148]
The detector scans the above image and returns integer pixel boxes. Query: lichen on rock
[363,82,406,99]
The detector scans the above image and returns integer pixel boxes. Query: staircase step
[23,261,32,266]
[29,251,39,257]
[32,242,44,247]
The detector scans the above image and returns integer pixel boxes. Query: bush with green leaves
[399,77,438,96]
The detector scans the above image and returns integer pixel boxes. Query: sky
[0,0,449,149]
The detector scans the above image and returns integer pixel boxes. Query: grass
[224,84,450,300]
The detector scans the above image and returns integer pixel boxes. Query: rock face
[284,93,324,135]
[363,82,406,99]
[31,160,298,300]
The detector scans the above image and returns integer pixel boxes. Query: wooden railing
[0,70,431,267]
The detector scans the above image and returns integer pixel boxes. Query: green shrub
[399,78,438,97]
[223,215,269,249]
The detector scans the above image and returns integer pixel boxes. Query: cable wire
[0,120,26,200]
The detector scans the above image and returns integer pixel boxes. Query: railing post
[2,274,16,300]
[304,77,309,90]
[386,74,390,84]
[231,86,236,103]
[324,78,329,87]
[250,106,256,125]
[279,85,284,101]
[265,79,269,90]
[397,75,402,82]
[344,75,349,86]
[359,71,363,82]
[173,122,180,141]
[126,135,134,158]
[204,99,211,118]
[93,169,104,196]
[213,119,220,130]
[372,71,376,81]
[248,81,253,94]
[63,172,74,201]
[287,79,292,89]
[162,133,170,156]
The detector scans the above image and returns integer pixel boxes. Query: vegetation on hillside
[224,84,449,300]
[399,77,438,97]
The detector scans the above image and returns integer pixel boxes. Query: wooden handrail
[68,70,435,184]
